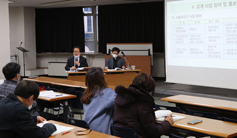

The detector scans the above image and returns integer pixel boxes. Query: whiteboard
[107,43,153,65]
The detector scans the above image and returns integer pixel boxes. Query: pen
[163,115,175,118]
[56,94,63,97]
[62,131,71,135]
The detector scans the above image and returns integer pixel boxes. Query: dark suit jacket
[105,57,126,69]
[0,93,56,138]
[65,56,88,71]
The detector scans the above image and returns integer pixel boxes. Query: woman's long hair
[80,67,108,104]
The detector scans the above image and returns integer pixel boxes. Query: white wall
[0,0,11,79]
[9,7,36,76]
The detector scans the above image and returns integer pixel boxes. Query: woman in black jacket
[113,73,173,138]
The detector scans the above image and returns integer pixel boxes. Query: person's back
[83,88,116,134]
[0,81,56,138]
[113,73,173,138]
[0,80,17,98]
[0,62,20,99]
[81,67,116,134]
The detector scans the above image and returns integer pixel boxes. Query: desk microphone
[121,51,131,70]
[121,51,126,58]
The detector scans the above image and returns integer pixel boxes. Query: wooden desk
[170,112,237,138]
[38,91,77,123]
[68,69,140,88]
[38,92,76,102]
[24,77,116,90]
[161,95,237,118]
[48,120,119,138]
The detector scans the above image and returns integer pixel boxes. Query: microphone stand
[121,51,131,70]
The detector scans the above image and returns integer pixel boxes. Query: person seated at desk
[81,67,116,134]
[0,62,39,116]
[0,80,56,138]
[105,47,126,70]
[65,46,88,71]
[113,73,173,138]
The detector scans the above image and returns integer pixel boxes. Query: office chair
[111,125,139,138]
[68,88,85,119]
[222,117,237,123]
[68,115,90,129]
[185,109,221,120]
[154,104,182,113]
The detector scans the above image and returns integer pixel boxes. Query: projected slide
[166,0,237,69]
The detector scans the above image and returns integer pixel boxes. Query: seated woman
[113,73,173,138]
[81,67,116,134]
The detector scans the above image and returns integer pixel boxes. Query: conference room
[1,0,237,137]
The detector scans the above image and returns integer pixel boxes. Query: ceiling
[9,0,162,8]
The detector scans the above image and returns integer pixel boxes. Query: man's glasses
[74,129,92,136]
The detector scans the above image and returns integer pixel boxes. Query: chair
[68,115,90,129]
[222,117,237,123]
[111,125,139,138]
[68,88,85,119]
[154,104,182,113]
[185,109,221,120]
[169,133,184,138]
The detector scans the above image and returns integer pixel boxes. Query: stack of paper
[155,110,186,121]
[39,91,69,98]
[37,121,75,136]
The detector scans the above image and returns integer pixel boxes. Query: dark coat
[0,93,56,138]
[105,57,126,69]
[65,56,88,71]
[113,85,171,138]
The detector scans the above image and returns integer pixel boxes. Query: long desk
[38,91,76,123]
[67,69,141,88]
[170,112,237,138]
[24,77,116,90]
[161,95,237,118]
[48,120,119,138]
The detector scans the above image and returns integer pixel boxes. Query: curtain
[98,2,164,53]
[36,7,85,53]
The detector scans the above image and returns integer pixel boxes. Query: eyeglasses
[74,129,92,136]
[74,51,80,53]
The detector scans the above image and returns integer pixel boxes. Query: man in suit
[65,47,88,71]
[105,47,126,70]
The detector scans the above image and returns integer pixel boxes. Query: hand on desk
[165,114,174,125]
[37,116,46,124]
[70,66,76,70]
[105,67,108,70]
[122,66,125,69]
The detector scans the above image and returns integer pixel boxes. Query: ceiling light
[41,0,95,6]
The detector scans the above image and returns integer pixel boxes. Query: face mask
[18,76,21,82]
[112,54,118,58]
[28,104,33,110]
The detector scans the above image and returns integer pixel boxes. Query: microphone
[19,42,23,47]
[121,51,131,70]
[121,51,126,58]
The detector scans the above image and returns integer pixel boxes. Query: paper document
[107,68,124,71]
[155,110,186,121]
[0,79,4,85]
[37,121,74,136]
[39,91,69,98]
[76,67,84,71]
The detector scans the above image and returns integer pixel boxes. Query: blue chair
[185,109,221,120]
[222,117,237,123]
[68,115,89,129]
[154,104,182,113]
[111,125,138,138]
